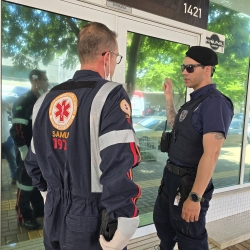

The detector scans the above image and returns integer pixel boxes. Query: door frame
[116,16,200,238]
[1,0,203,241]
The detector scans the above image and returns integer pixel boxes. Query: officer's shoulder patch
[120,99,131,118]
[49,92,78,131]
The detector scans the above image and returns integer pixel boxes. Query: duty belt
[166,161,197,176]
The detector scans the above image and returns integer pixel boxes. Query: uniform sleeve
[25,146,47,191]
[99,85,141,220]
[10,101,31,147]
[24,93,49,191]
[193,95,234,137]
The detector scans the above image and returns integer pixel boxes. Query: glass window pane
[208,3,250,188]
[1,1,88,246]
[244,107,250,183]
[127,31,189,227]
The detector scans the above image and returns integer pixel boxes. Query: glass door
[1,0,115,248]
[116,17,200,228]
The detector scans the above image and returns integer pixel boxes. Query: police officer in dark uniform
[153,46,234,250]
[10,69,49,229]
[24,22,141,250]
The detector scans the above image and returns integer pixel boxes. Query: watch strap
[189,192,205,202]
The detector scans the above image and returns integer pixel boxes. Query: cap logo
[179,110,188,122]
[49,92,78,130]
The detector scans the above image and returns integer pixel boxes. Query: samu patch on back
[49,92,78,130]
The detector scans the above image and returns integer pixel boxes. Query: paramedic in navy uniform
[10,69,49,230]
[153,46,234,250]
[24,22,141,250]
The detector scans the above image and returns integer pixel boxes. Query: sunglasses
[181,64,205,73]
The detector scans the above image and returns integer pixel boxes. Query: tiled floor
[1,159,250,249]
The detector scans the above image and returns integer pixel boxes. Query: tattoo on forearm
[166,100,177,129]
[211,132,225,140]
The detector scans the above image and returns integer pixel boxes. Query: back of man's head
[77,22,117,64]
[29,69,46,83]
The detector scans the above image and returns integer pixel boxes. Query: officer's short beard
[103,53,112,81]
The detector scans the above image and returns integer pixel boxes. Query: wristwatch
[189,192,205,202]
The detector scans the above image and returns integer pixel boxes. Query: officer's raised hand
[162,77,173,99]
[181,197,201,223]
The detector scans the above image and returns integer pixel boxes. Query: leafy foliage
[2,2,87,71]
[126,3,250,109]
[208,3,250,108]
[2,1,250,109]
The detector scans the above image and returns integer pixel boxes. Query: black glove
[100,209,118,241]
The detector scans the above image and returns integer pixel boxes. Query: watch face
[191,193,199,202]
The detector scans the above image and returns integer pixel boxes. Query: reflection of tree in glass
[208,3,250,110]
[126,31,188,108]
[3,1,250,112]
[126,3,250,112]
[2,2,87,71]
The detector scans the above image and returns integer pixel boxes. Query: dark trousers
[43,189,128,250]
[16,158,44,222]
[153,166,214,250]
[2,136,18,180]
[16,187,44,221]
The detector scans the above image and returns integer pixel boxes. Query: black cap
[186,46,218,66]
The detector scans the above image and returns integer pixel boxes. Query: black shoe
[20,218,40,230]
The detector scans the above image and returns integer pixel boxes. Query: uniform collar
[72,70,102,81]
[190,84,217,100]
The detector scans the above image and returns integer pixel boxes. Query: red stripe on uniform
[129,142,137,166]
[126,169,141,218]
[131,184,141,217]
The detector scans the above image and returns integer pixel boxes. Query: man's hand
[162,78,173,99]
[181,198,201,222]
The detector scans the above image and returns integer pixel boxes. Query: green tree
[208,3,250,109]
[125,3,250,110]
[2,2,87,71]
[2,1,250,109]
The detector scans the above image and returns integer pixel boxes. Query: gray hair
[77,22,117,64]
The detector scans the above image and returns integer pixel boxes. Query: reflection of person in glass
[24,22,141,250]
[154,46,234,250]
[2,97,18,185]
[10,69,49,230]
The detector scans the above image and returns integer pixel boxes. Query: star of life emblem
[49,92,78,130]
[179,110,188,122]
[120,99,131,118]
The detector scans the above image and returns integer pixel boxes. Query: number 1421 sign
[184,3,202,18]
[110,0,209,29]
